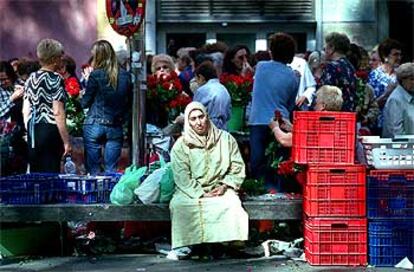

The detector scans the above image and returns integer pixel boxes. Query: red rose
[147,75,157,89]
[170,71,178,79]
[169,99,178,108]
[174,79,183,91]
[162,82,171,90]
[65,77,80,97]
[277,160,295,176]
[355,70,368,80]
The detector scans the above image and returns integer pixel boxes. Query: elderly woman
[382,63,414,138]
[169,102,248,258]
[23,38,72,172]
[308,50,326,85]
[319,32,357,112]
[269,85,343,147]
[147,54,176,128]
[151,53,175,78]
[369,45,381,71]
[368,38,402,135]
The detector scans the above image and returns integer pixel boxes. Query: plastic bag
[134,167,163,204]
[159,163,175,203]
[135,156,175,204]
[110,165,147,205]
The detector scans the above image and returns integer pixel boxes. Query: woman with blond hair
[81,40,132,174]
[269,85,344,147]
[23,38,72,172]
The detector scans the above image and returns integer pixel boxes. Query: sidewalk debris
[154,243,171,255]
[166,247,192,260]
[261,238,304,259]
[395,257,413,270]
[245,193,301,201]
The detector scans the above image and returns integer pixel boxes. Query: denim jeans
[83,124,123,175]
[249,125,272,179]
[249,125,292,192]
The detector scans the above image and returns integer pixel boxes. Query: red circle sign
[106,0,145,37]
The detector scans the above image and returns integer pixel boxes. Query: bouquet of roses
[167,93,192,120]
[147,71,183,104]
[219,72,253,106]
[264,141,307,187]
[64,77,84,137]
[355,70,369,112]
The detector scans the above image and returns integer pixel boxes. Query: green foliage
[240,178,267,196]
[265,141,284,170]
[66,96,85,137]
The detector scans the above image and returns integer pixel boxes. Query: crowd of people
[1,32,414,258]
[1,38,131,175]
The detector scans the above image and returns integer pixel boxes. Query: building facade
[146,0,390,55]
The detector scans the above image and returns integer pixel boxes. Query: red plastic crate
[292,111,356,164]
[304,218,367,266]
[304,165,366,217]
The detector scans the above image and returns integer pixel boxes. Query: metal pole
[130,22,146,167]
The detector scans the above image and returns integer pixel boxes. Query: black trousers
[28,123,63,173]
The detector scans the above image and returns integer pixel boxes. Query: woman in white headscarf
[169,101,248,255]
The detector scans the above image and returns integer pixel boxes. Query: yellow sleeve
[170,138,205,199]
[221,135,246,190]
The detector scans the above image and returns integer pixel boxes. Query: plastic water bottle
[64,155,77,174]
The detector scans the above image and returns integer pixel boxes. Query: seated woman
[169,102,248,258]
[269,85,343,147]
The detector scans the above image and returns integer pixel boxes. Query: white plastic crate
[361,135,414,169]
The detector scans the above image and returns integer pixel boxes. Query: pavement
[0,254,406,272]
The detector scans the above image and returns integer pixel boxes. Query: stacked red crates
[292,111,367,266]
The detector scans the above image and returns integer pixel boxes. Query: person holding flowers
[269,85,344,148]
[248,32,298,182]
[59,55,85,137]
[220,45,254,131]
[193,61,231,130]
[147,54,187,128]
[222,45,253,77]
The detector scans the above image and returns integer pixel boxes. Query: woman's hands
[11,85,24,102]
[269,118,279,132]
[63,142,73,156]
[203,184,228,198]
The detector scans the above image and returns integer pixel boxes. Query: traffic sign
[106,0,145,37]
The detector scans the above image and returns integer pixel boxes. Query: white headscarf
[183,102,222,149]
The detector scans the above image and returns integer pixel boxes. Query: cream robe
[169,131,248,248]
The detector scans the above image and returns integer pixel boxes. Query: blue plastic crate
[60,175,118,203]
[369,220,414,266]
[367,171,414,219]
[0,173,63,204]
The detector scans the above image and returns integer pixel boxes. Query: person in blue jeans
[248,33,299,191]
[81,40,132,175]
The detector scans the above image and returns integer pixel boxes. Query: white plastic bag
[134,167,165,204]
